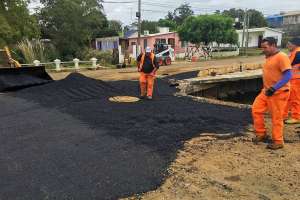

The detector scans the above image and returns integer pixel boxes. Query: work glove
[265,87,276,97]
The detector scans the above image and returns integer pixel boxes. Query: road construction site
[1,55,300,200]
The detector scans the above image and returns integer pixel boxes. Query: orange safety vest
[139,53,155,69]
[290,47,300,79]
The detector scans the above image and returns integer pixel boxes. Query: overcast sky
[29,0,300,26]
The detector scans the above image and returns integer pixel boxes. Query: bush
[212,47,238,52]
[16,39,59,63]
[44,43,59,61]
[81,48,114,65]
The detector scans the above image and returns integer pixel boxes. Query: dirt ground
[53,55,299,200]
[123,122,300,200]
[49,55,264,81]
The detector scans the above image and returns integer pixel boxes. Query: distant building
[94,36,119,51]
[127,27,186,57]
[266,11,300,37]
[266,15,284,28]
[282,11,300,26]
[236,27,284,48]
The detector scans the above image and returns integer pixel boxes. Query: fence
[21,58,101,72]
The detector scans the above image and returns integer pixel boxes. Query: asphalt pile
[0,66,53,92]
[0,73,251,200]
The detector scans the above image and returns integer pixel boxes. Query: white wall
[237,29,283,47]
[238,32,263,47]
[263,30,282,46]
[248,32,261,47]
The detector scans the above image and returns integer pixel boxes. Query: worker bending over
[283,38,300,124]
[252,37,292,150]
[137,47,159,100]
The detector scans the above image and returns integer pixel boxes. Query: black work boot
[267,143,284,150]
[252,135,268,144]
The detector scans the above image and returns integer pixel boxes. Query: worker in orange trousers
[283,38,300,124]
[252,37,292,150]
[137,46,159,100]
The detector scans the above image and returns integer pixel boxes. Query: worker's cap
[289,37,300,46]
[145,47,152,53]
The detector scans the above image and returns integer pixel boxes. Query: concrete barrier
[197,63,263,77]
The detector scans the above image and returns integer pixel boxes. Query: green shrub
[81,48,113,65]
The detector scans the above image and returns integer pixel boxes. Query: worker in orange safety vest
[252,37,292,150]
[137,46,159,100]
[283,38,300,124]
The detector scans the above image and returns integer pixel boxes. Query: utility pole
[241,9,247,55]
[136,0,141,58]
[245,11,250,56]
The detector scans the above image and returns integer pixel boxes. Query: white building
[282,11,300,26]
[236,27,284,48]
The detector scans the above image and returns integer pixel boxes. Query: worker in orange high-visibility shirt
[252,37,292,150]
[283,38,300,124]
[137,47,159,100]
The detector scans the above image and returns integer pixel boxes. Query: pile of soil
[0,73,251,199]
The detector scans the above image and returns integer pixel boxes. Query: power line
[142,9,169,13]
[102,1,135,3]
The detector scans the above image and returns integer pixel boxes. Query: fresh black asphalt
[0,73,251,200]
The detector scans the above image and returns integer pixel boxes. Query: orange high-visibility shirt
[289,47,300,79]
[263,52,291,91]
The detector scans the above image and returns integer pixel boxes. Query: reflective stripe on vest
[139,53,155,69]
[290,47,300,79]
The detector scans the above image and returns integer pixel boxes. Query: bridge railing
[20,57,105,71]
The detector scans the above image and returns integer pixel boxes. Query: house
[127,27,186,57]
[236,27,284,48]
[94,36,128,52]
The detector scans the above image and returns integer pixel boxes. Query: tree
[178,15,238,46]
[222,8,267,29]
[222,8,244,24]
[0,15,13,46]
[108,20,122,35]
[166,11,174,21]
[0,0,40,46]
[247,9,267,28]
[172,3,194,26]
[141,20,159,34]
[39,0,109,58]
[159,3,193,30]
[158,19,177,31]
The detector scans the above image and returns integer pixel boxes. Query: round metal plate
[108,96,140,103]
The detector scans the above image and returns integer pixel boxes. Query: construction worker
[137,46,159,100]
[283,38,300,124]
[252,37,292,150]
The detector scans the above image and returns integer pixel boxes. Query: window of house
[131,42,136,46]
[144,39,147,48]
[113,41,118,49]
[97,41,102,50]
[168,38,175,48]
[155,38,166,44]
[181,41,188,48]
